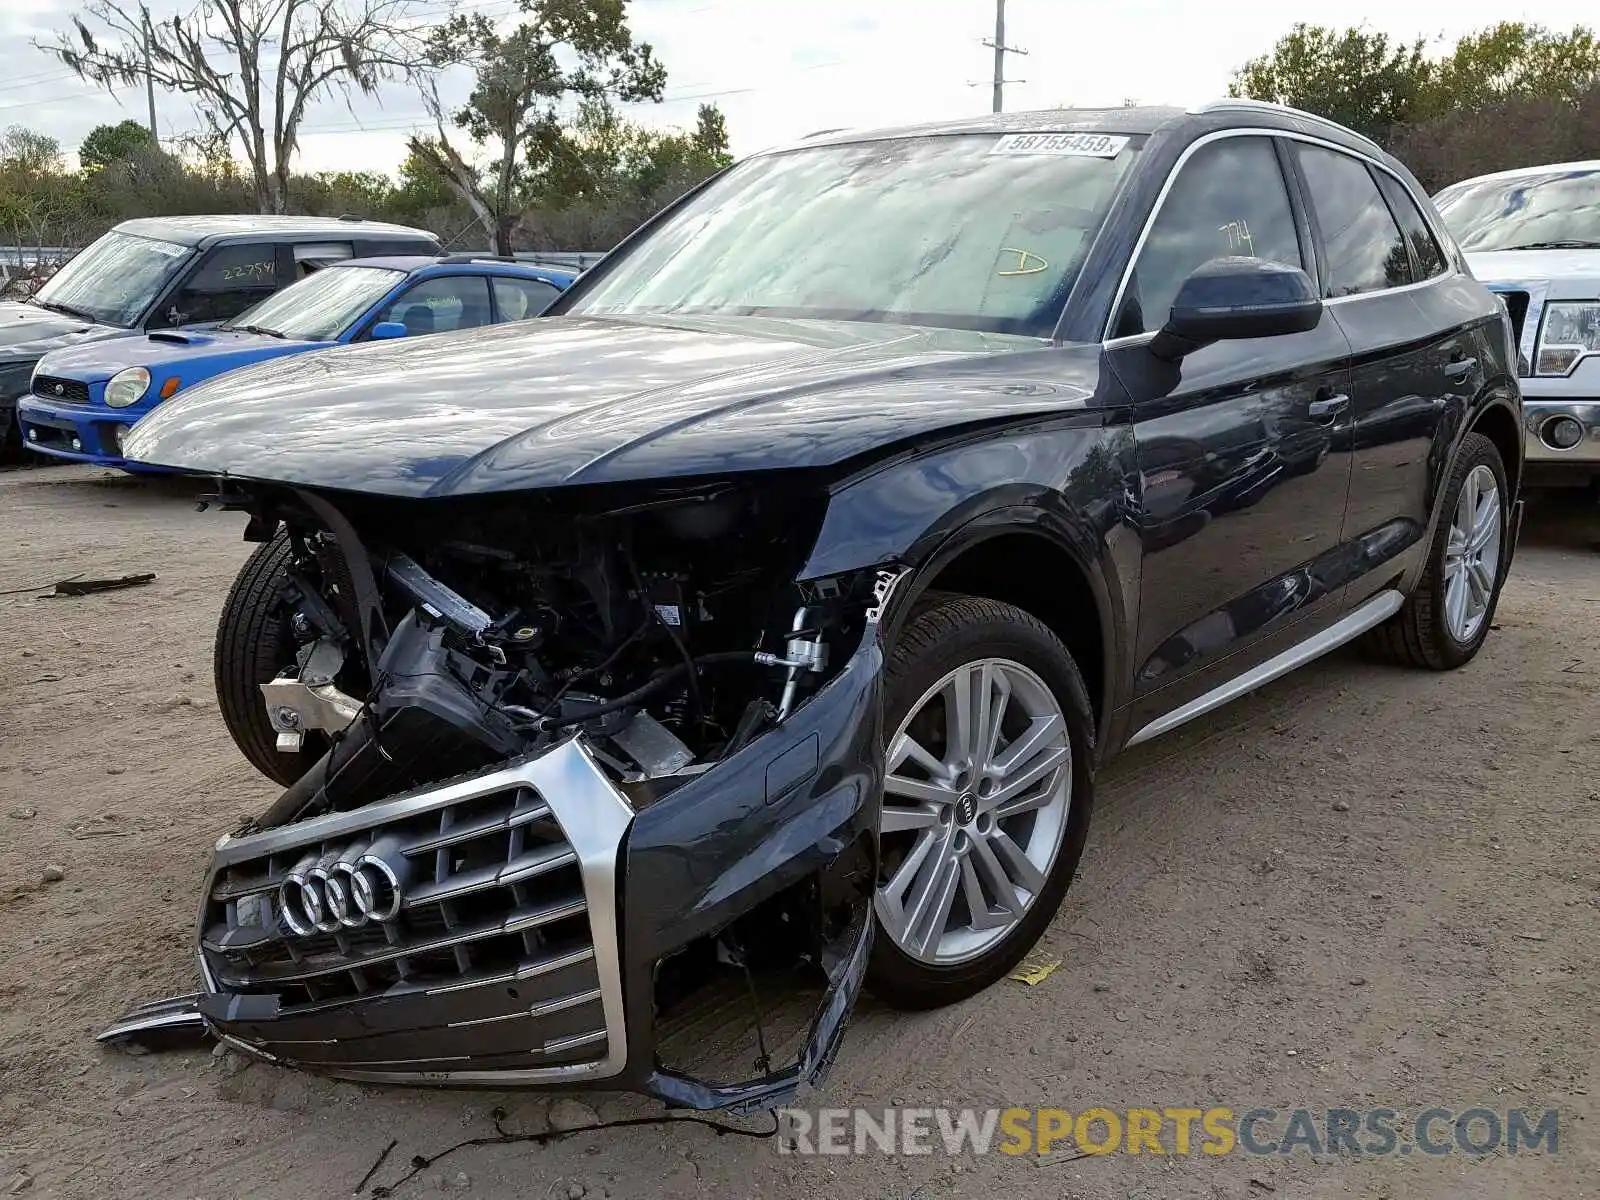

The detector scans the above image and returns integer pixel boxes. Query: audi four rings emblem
[279,853,403,936]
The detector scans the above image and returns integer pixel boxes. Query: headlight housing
[104,366,151,408]
[1534,301,1600,376]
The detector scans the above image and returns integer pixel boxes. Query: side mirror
[370,321,408,340]
[1150,257,1322,362]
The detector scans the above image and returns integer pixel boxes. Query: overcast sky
[0,0,1564,174]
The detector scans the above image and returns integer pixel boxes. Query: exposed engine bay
[249,479,872,822]
[111,477,894,1111]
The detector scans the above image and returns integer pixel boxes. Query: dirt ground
[1,463,1597,1200]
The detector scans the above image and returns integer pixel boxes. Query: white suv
[1436,162,1600,493]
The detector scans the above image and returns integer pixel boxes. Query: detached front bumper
[187,638,883,1111]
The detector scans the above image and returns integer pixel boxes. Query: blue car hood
[39,327,321,381]
[123,314,1100,498]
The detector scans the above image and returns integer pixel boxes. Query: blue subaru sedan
[18,255,575,467]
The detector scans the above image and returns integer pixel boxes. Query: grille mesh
[31,376,92,405]
[202,782,602,1061]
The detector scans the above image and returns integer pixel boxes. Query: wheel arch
[886,510,1120,754]
[1467,396,1523,498]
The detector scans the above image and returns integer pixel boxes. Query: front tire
[868,595,1095,1010]
[1370,432,1509,669]
[214,531,328,786]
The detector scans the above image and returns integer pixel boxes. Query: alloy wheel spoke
[1445,568,1470,637]
[985,744,1070,812]
[1470,492,1499,551]
[968,831,1027,917]
[879,802,943,833]
[881,828,940,914]
[907,855,961,957]
[1457,471,1479,534]
[943,667,975,767]
[900,831,958,945]
[890,731,947,780]
[884,771,957,806]
[1467,561,1494,610]
[989,713,1065,779]
[958,852,1011,931]
[989,828,1048,896]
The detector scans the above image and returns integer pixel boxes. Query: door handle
[1307,391,1349,421]
[1443,356,1478,380]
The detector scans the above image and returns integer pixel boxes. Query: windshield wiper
[1493,240,1600,251]
[29,297,101,323]
[221,323,287,339]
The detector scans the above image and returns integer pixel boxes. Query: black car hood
[0,300,124,360]
[124,314,1100,498]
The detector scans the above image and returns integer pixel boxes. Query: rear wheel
[868,595,1095,1010]
[214,531,328,786]
[1370,432,1509,669]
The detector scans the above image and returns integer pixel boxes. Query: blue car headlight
[105,366,151,408]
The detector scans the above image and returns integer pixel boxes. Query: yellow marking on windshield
[998,248,1049,277]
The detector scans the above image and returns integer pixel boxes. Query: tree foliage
[1229,24,1431,142]
[42,0,438,214]
[78,119,157,171]
[408,0,666,252]
[1232,21,1600,188]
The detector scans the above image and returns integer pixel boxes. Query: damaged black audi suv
[111,102,1523,1111]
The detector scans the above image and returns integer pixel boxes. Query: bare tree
[42,0,443,214]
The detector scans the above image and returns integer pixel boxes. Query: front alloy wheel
[869,595,1094,1009]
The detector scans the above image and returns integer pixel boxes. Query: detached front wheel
[868,595,1095,1010]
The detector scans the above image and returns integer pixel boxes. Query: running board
[1123,589,1405,749]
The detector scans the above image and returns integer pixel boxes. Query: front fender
[798,413,1138,731]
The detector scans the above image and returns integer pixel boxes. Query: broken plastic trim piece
[96,992,209,1050]
[646,907,872,1115]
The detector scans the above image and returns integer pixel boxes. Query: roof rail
[436,253,518,265]
[1186,97,1384,152]
[337,213,366,222]
[803,127,848,139]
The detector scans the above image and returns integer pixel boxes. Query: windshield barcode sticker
[989,132,1129,158]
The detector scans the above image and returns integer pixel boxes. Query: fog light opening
[70,436,82,451]
[1543,415,1585,451]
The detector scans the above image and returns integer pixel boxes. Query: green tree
[408,0,666,253]
[1230,23,1432,142]
[78,119,156,171]
[1427,23,1600,114]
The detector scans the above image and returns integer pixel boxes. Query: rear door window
[1373,172,1448,280]
[1294,146,1413,296]
[492,276,563,321]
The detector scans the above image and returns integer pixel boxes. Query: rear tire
[867,594,1095,1010]
[214,531,327,786]
[1369,432,1509,669]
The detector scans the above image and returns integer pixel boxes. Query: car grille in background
[32,376,91,405]
[1496,290,1531,343]
[202,776,608,1070]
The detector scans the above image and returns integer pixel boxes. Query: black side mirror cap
[1150,257,1323,362]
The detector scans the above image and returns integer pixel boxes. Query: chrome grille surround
[199,737,636,1083]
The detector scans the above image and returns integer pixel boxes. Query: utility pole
[982,0,1027,113]
[141,4,157,139]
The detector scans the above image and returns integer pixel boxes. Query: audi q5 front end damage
[116,476,898,1111]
